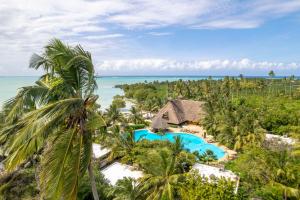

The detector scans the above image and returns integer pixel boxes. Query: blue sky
[1,0,300,76]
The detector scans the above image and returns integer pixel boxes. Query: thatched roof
[151,100,205,129]
[151,117,169,130]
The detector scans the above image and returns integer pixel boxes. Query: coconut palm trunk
[88,163,99,200]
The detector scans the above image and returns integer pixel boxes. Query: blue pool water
[134,129,226,159]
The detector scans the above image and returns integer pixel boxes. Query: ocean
[0,76,209,111]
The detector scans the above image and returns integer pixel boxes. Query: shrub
[0,168,39,200]
[128,124,146,130]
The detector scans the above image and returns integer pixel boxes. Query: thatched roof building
[151,100,205,130]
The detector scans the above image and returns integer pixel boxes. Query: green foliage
[175,150,197,173]
[77,165,113,200]
[194,149,217,164]
[100,132,197,200]
[179,171,238,200]
[118,77,300,199]
[102,125,136,164]
[127,124,146,130]
[240,95,300,135]
[0,39,105,200]
[138,148,185,200]
[0,168,39,200]
[111,177,143,200]
[2,54,300,200]
[128,140,175,165]
[102,128,197,169]
[226,145,300,199]
[128,106,145,125]
[112,95,126,109]
[129,138,194,199]
[116,82,167,112]
[119,77,300,144]
[269,70,275,78]
[105,104,124,126]
[202,94,265,150]
[169,124,179,128]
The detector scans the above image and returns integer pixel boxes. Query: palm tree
[171,136,185,157]
[0,39,105,200]
[105,104,124,126]
[268,70,275,95]
[112,95,126,109]
[287,75,295,97]
[197,150,217,164]
[174,79,185,98]
[143,99,158,118]
[139,148,184,200]
[272,149,300,199]
[239,74,244,80]
[268,70,275,79]
[104,125,136,164]
[202,100,219,139]
[128,106,144,124]
[112,177,143,200]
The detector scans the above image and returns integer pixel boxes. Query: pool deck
[168,125,237,162]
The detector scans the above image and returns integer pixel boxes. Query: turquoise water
[134,129,226,159]
[0,76,210,110]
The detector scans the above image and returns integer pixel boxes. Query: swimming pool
[134,129,226,159]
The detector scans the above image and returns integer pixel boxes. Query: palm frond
[40,127,92,200]
[3,98,84,171]
[1,39,101,200]
[3,84,50,124]
[40,128,78,199]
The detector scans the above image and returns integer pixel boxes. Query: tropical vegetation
[0,39,105,199]
[1,40,299,200]
[118,76,300,199]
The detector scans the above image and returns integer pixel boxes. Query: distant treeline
[116,76,300,100]
[116,76,300,136]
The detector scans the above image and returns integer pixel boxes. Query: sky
[1,0,300,76]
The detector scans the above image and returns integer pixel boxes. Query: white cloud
[148,32,173,36]
[97,58,300,75]
[0,0,300,75]
[84,34,124,40]
[193,0,300,29]
[107,0,215,28]
[196,19,261,29]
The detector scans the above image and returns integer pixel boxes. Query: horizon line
[0,75,298,78]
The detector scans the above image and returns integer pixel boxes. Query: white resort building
[92,143,110,159]
[192,163,238,181]
[192,163,239,193]
[101,162,143,185]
